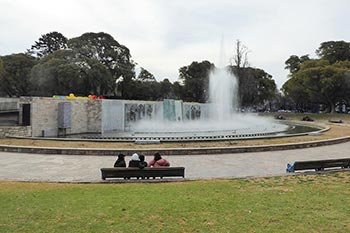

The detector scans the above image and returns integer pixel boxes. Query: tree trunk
[329,101,335,113]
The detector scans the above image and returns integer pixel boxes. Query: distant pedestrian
[128,153,140,167]
[148,152,170,167]
[114,154,126,167]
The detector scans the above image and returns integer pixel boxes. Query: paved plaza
[0,142,350,182]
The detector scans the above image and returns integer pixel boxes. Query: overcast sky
[0,0,349,88]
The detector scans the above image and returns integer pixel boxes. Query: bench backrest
[293,158,350,171]
[101,167,185,179]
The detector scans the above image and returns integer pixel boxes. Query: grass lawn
[1,172,350,232]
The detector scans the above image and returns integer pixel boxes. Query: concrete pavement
[1,142,350,182]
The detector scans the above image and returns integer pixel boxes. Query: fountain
[121,65,288,142]
[121,37,290,140]
[209,67,238,121]
[74,41,321,141]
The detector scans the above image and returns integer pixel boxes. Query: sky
[0,0,349,88]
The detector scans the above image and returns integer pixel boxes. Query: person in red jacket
[148,153,170,167]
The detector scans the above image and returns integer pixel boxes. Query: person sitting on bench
[114,153,126,167]
[139,155,148,169]
[128,153,140,167]
[148,153,170,167]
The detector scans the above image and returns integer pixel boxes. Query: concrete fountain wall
[19,97,102,137]
[16,97,209,137]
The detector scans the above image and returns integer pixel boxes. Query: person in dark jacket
[148,152,170,167]
[138,154,148,169]
[114,154,126,167]
[128,153,140,167]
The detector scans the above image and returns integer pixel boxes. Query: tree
[230,40,249,69]
[0,58,4,96]
[0,57,3,78]
[282,59,350,113]
[179,61,214,103]
[118,78,161,101]
[27,32,68,57]
[285,54,310,74]
[316,41,350,64]
[68,32,135,81]
[159,78,175,99]
[0,53,36,97]
[137,68,156,81]
[30,50,114,96]
[282,75,311,111]
[229,66,277,107]
[172,81,183,100]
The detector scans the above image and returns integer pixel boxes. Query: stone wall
[31,98,59,137]
[27,97,103,137]
[68,100,88,134]
[87,100,102,133]
[0,126,31,138]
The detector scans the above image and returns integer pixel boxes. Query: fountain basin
[64,122,324,142]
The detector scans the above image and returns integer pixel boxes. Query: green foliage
[68,32,135,80]
[316,41,350,63]
[119,78,176,101]
[0,58,3,96]
[282,75,310,110]
[179,61,214,103]
[160,78,176,99]
[121,79,161,100]
[2,31,281,103]
[172,81,183,100]
[0,53,36,97]
[283,59,350,112]
[285,55,310,74]
[28,32,68,57]
[0,57,3,78]
[283,41,350,112]
[230,66,277,107]
[137,68,155,81]
[30,50,114,96]
[1,173,350,232]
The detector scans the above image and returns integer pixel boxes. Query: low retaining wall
[0,126,31,138]
[0,136,349,156]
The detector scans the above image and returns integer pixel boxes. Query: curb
[0,136,350,156]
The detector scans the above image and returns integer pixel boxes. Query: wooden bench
[100,167,185,180]
[286,158,350,173]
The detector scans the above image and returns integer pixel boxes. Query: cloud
[0,0,349,88]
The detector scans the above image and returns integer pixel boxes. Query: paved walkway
[1,142,350,182]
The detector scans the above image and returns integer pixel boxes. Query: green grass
[1,173,350,232]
